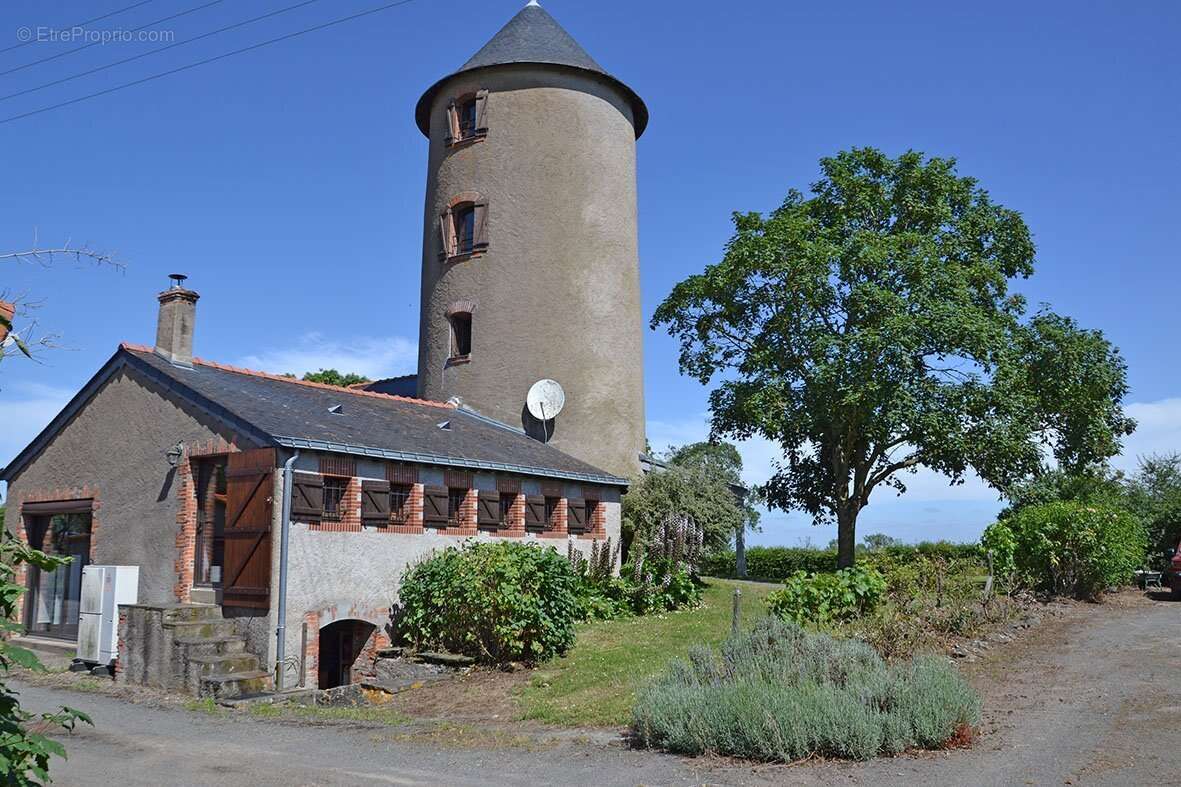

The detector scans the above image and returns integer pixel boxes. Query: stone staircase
[118,603,271,699]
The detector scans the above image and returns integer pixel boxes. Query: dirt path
[16,592,1178,785]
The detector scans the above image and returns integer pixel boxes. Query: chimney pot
[154,280,199,367]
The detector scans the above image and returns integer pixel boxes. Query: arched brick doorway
[317,619,377,690]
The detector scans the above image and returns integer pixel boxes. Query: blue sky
[2,0,1179,546]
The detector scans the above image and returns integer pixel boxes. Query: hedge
[701,543,983,581]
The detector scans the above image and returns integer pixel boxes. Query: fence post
[731,587,742,637]
[299,621,308,688]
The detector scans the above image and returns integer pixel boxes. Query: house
[2,285,626,691]
[1,1,645,694]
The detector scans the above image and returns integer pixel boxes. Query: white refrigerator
[77,565,139,665]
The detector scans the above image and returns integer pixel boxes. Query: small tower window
[439,199,488,259]
[446,90,488,146]
[449,312,472,359]
[458,97,478,139]
[454,204,476,255]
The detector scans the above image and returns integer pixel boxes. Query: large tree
[653,148,1134,567]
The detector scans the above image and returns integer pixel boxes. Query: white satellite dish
[527,379,566,422]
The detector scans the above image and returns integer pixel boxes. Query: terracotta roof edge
[119,343,453,409]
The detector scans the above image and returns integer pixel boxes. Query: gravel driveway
[17,592,1179,786]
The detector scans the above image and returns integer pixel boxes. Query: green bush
[398,541,579,663]
[632,617,980,761]
[982,501,1147,599]
[701,542,982,581]
[767,567,887,625]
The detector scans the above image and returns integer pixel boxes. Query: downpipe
[274,449,299,691]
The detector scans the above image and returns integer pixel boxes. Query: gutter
[274,448,299,691]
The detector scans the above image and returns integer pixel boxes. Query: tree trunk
[735,523,747,578]
[836,507,858,568]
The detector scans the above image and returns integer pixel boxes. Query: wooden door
[222,448,275,609]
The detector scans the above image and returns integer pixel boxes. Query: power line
[0,0,420,126]
[1,0,225,78]
[0,0,157,55]
[1,0,329,102]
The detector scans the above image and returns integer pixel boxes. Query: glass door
[25,512,92,640]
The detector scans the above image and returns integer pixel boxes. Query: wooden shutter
[567,499,586,532]
[439,208,454,258]
[223,448,276,609]
[445,99,459,145]
[361,479,391,525]
[291,473,323,524]
[525,495,546,530]
[474,89,489,134]
[477,490,500,527]
[423,486,449,525]
[473,202,489,251]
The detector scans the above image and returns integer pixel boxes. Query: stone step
[165,619,238,640]
[174,636,247,658]
[184,654,261,695]
[161,604,221,624]
[199,669,272,700]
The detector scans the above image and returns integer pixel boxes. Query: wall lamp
[166,441,185,468]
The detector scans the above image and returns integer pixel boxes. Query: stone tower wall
[417,64,645,479]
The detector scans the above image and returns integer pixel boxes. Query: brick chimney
[154,274,199,368]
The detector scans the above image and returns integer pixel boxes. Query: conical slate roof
[415,2,647,138]
[460,1,606,74]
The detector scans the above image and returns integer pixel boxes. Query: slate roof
[415,2,648,138]
[0,345,628,487]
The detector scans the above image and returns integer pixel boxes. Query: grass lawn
[518,577,776,727]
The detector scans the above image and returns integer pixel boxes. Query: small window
[585,499,599,530]
[447,91,487,146]
[499,492,516,525]
[453,205,476,255]
[390,484,412,524]
[323,476,347,520]
[544,496,559,523]
[448,487,467,525]
[458,97,478,139]
[449,312,472,359]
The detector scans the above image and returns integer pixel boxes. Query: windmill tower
[415,2,648,479]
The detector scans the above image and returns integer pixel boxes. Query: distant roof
[350,375,418,398]
[415,3,648,138]
[0,345,628,487]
